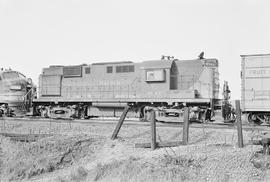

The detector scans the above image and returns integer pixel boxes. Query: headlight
[27,78,32,85]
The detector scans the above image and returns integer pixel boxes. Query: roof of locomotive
[92,61,133,65]
[175,58,218,76]
[140,59,175,69]
[43,57,218,72]
[0,69,26,76]
[176,58,217,62]
[175,58,218,66]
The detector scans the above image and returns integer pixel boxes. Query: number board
[204,60,218,67]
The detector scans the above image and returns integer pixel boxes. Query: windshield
[2,72,19,79]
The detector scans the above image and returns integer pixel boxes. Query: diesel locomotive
[32,55,220,120]
[0,68,36,116]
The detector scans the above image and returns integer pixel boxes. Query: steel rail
[1,116,270,131]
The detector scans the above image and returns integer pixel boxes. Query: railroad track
[1,116,270,132]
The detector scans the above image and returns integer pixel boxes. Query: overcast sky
[1,0,270,99]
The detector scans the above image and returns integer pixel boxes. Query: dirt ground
[0,118,270,182]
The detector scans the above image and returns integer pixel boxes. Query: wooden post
[182,107,189,145]
[235,100,244,148]
[210,98,215,117]
[261,138,270,155]
[111,105,130,140]
[0,116,6,133]
[143,107,147,122]
[150,109,157,150]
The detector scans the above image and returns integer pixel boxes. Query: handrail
[23,87,34,100]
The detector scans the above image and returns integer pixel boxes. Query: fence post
[235,100,244,148]
[111,105,130,140]
[150,109,157,150]
[182,107,189,145]
[0,116,6,133]
[210,99,215,117]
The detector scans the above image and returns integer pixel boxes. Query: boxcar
[241,54,270,124]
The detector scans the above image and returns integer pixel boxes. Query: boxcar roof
[240,54,270,57]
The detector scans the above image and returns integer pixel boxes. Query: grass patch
[70,166,88,182]
[57,166,89,182]
[92,155,204,182]
[0,135,100,181]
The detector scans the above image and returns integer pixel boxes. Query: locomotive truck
[241,54,270,125]
[32,55,220,121]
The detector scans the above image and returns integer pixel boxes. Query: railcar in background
[0,68,36,116]
[33,55,220,120]
[241,54,270,125]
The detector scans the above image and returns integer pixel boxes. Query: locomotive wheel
[139,106,146,122]
[248,113,263,125]
[79,112,85,119]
